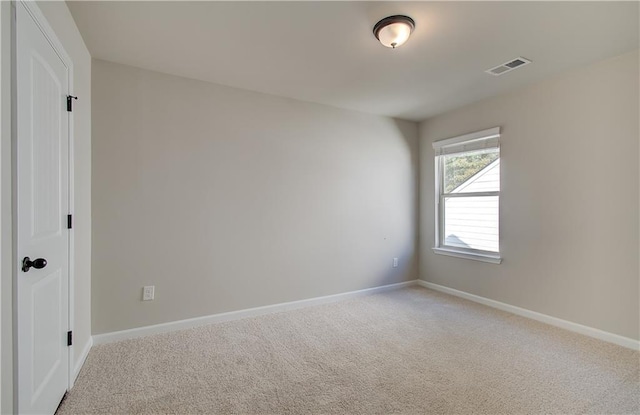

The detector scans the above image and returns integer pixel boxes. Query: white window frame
[432,127,502,264]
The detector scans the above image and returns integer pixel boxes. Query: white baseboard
[417,280,639,351]
[93,280,418,345]
[71,336,93,386]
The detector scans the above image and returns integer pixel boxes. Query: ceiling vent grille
[486,57,531,76]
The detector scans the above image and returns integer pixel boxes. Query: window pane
[443,195,499,252]
[443,148,499,193]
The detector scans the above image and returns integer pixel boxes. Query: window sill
[432,247,502,264]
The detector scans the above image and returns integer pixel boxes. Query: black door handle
[22,257,47,272]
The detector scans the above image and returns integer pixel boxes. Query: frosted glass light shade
[373,15,415,49]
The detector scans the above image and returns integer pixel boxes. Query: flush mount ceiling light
[373,15,415,49]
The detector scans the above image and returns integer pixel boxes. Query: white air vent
[486,57,531,76]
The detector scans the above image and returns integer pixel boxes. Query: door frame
[12,0,77,409]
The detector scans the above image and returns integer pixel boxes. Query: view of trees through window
[443,149,499,193]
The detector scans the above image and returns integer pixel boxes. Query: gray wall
[92,59,419,334]
[419,50,639,340]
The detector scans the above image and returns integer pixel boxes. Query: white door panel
[16,2,70,414]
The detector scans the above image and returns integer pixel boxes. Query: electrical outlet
[393,257,399,268]
[143,286,155,301]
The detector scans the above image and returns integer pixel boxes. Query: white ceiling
[67,1,639,121]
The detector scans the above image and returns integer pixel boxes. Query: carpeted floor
[57,286,639,414]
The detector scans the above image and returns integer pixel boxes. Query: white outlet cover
[393,258,399,268]
[143,286,155,301]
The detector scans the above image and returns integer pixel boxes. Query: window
[433,127,501,264]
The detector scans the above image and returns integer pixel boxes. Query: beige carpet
[58,286,639,414]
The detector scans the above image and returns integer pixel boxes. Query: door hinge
[67,331,73,346]
[66,95,77,112]
[67,214,73,229]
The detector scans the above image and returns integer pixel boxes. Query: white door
[16,3,70,414]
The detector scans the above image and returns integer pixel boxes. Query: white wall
[0,3,91,411]
[0,2,13,413]
[419,50,639,340]
[92,59,419,334]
